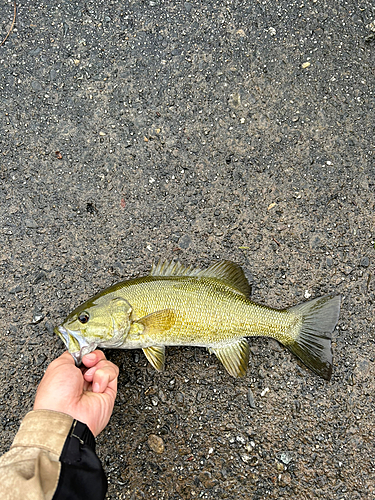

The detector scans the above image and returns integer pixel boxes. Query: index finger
[49,350,77,370]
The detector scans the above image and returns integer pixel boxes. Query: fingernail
[84,353,96,361]
[93,382,100,393]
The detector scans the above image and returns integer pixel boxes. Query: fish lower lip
[54,325,97,365]
[55,325,69,347]
[71,344,97,366]
[71,351,83,366]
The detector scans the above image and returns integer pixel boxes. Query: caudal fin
[287,295,341,380]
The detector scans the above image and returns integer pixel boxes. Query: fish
[54,260,341,380]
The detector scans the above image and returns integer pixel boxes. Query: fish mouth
[54,325,97,366]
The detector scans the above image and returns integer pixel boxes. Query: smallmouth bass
[54,260,341,380]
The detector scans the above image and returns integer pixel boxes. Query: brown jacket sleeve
[0,410,73,500]
[0,410,107,500]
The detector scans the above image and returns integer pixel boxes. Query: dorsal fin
[150,260,202,277]
[197,260,251,297]
[150,260,251,297]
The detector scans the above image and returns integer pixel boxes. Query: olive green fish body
[55,260,341,379]
[110,277,295,347]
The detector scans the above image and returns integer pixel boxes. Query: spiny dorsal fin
[143,346,165,371]
[210,339,250,377]
[150,260,251,296]
[150,260,202,277]
[197,260,251,297]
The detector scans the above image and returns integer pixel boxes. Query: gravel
[0,0,374,499]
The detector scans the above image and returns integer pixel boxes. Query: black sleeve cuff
[52,420,107,500]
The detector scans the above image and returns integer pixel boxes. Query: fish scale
[119,277,293,345]
[55,260,341,380]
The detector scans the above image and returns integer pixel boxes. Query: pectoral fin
[143,346,165,371]
[137,309,176,335]
[211,339,250,377]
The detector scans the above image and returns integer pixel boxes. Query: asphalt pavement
[0,0,374,498]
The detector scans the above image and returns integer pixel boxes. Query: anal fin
[211,339,249,378]
[143,346,165,372]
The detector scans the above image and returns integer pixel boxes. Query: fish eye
[78,312,90,324]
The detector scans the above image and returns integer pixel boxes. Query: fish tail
[286,295,341,380]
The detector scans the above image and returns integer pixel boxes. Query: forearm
[0,410,107,500]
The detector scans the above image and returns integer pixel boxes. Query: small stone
[151,395,159,406]
[25,218,38,228]
[29,47,42,56]
[360,256,369,268]
[241,454,258,465]
[258,368,266,379]
[199,470,216,488]
[33,271,46,284]
[280,472,292,486]
[184,2,192,12]
[178,234,191,249]
[355,358,370,377]
[36,354,47,366]
[247,388,256,409]
[176,392,184,403]
[309,232,325,249]
[148,434,164,454]
[326,257,333,267]
[31,81,42,91]
[32,312,44,324]
[158,390,167,403]
[342,265,353,275]
[278,451,293,465]
[229,92,241,108]
[45,321,55,335]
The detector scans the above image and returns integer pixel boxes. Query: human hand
[33,350,119,437]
